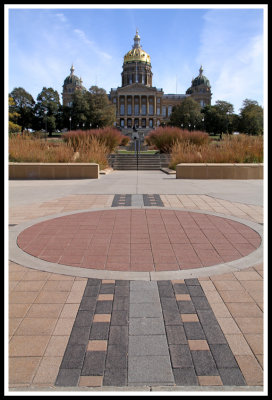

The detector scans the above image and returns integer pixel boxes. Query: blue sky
[6,5,266,114]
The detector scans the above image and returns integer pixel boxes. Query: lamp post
[44,109,48,140]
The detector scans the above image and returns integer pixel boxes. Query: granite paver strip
[128,281,174,386]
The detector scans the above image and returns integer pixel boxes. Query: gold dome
[123,30,151,65]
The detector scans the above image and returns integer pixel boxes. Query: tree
[8,96,22,134]
[88,86,115,128]
[9,87,35,132]
[202,100,237,135]
[70,90,90,129]
[34,87,61,135]
[239,99,263,135]
[169,97,203,130]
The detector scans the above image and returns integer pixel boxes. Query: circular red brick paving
[17,209,261,272]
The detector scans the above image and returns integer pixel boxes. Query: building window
[134,98,139,116]
[168,105,172,116]
[149,119,153,128]
[120,119,125,127]
[141,98,146,115]
[142,118,146,128]
[162,106,166,117]
[120,104,125,115]
[149,98,154,115]
[200,100,205,107]
[157,107,160,116]
[127,118,132,128]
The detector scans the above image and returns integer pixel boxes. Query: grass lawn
[117,149,158,154]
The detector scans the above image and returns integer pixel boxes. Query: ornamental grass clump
[63,127,124,153]
[169,134,263,169]
[8,132,110,169]
[9,133,74,163]
[145,127,210,153]
[75,136,109,169]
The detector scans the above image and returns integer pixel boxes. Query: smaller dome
[63,65,82,86]
[191,66,211,88]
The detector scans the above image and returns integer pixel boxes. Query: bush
[146,127,210,153]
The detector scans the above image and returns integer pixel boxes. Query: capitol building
[62,30,212,132]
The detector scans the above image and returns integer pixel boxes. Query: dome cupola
[123,30,151,65]
[191,65,211,88]
[63,64,82,86]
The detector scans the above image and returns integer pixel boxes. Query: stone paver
[8,175,265,392]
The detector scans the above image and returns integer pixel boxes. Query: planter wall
[9,163,99,179]
[176,163,263,179]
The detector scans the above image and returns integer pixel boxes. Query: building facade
[62,31,212,132]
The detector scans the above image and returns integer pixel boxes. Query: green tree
[9,87,35,132]
[88,86,115,128]
[202,100,237,135]
[239,99,263,135]
[169,97,203,130]
[70,90,90,129]
[34,87,61,136]
[8,96,22,134]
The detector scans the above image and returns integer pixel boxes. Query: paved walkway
[8,172,265,393]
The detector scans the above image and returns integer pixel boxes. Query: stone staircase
[108,153,170,170]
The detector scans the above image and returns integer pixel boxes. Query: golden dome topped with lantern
[123,30,151,65]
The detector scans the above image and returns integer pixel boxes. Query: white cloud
[73,28,112,60]
[55,13,67,23]
[197,9,264,113]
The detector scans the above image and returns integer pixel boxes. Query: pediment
[117,83,159,95]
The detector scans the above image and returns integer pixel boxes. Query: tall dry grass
[63,128,125,153]
[169,134,263,169]
[9,133,109,169]
[146,127,210,153]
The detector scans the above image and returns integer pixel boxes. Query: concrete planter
[9,163,99,179]
[176,163,263,179]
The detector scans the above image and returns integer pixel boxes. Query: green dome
[63,65,82,86]
[191,66,211,88]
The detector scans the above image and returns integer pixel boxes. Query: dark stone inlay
[143,194,164,207]
[89,322,110,340]
[112,194,132,207]
[158,278,247,386]
[55,277,248,387]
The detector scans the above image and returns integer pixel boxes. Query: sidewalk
[8,172,265,393]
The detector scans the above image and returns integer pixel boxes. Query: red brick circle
[17,209,261,272]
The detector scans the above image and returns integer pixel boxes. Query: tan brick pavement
[8,193,264,389]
